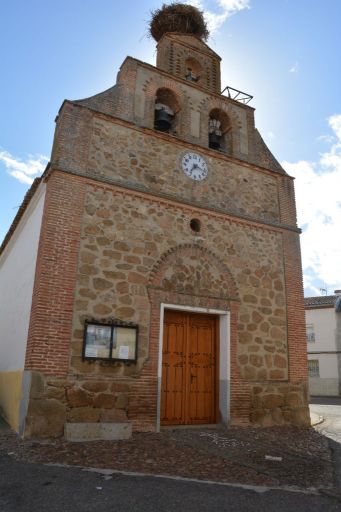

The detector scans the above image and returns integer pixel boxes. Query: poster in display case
[83,321,138,362]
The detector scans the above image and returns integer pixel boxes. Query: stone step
[64,422,132,442]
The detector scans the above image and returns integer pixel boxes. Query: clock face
[181,152,208,181]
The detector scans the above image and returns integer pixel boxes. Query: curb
[310,413,324,426]
[46,462,321,496]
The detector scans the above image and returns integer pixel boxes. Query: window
[308,359,319,377]
[306,323,315,342]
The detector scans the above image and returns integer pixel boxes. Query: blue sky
[1,0,340,296]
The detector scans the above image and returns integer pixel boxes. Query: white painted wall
[0,184,46,371]
[306,304,341,395]
[306,308,337,354]
[308,353,338,379]
[308,351,340,395]
[309,376,339,396]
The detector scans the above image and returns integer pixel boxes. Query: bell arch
[209,108,232,153]
[154,87,180,133]
[185,56,202,83]
[142,77,185,136]
[199,97,243,156]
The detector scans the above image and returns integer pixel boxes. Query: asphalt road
[1,454,341,512]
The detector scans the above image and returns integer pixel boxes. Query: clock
[181,152,208,181]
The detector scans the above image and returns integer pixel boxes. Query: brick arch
[146,243,242,429]
[142,77,187,136]
[176,48,207,84]
[199,97,242,155]
[148,243,239,300]
[185,56,202,78]
[199,97,243,129]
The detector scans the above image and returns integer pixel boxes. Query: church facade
[0,17,310,438]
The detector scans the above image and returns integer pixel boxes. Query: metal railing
[221,85,253,105]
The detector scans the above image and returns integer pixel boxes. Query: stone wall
[87,118,280,224]
[37,175,303,431]
[25,372,130,438]
[22,166,309,435]
[250,381,309,427]
[71,183,286,366]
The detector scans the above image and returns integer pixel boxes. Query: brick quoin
[25,171,86,376]
[282,231,308,383]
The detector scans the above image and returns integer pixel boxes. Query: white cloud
[317,134,335,144]
[188,0,250,35]
[329,113,341,141]
[0,149,48,185]
[289,62,299,73]
[282,113,341,296]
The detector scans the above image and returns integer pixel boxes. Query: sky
[0,0,340,297]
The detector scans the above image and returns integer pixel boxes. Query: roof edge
[304,295,338,308]
[0,168,48,257]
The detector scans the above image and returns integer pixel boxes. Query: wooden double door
[161,310,218,426]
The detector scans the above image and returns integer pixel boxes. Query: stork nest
[149,3,209,42]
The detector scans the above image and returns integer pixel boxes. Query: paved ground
[310,396,341,493]
[310,396,341,444]
[0,418,334,490]
[1,400,341,510]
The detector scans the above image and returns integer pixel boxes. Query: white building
[305,292,341,396]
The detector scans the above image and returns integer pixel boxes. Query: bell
[209,132,221,150]
[155,109,172,132]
